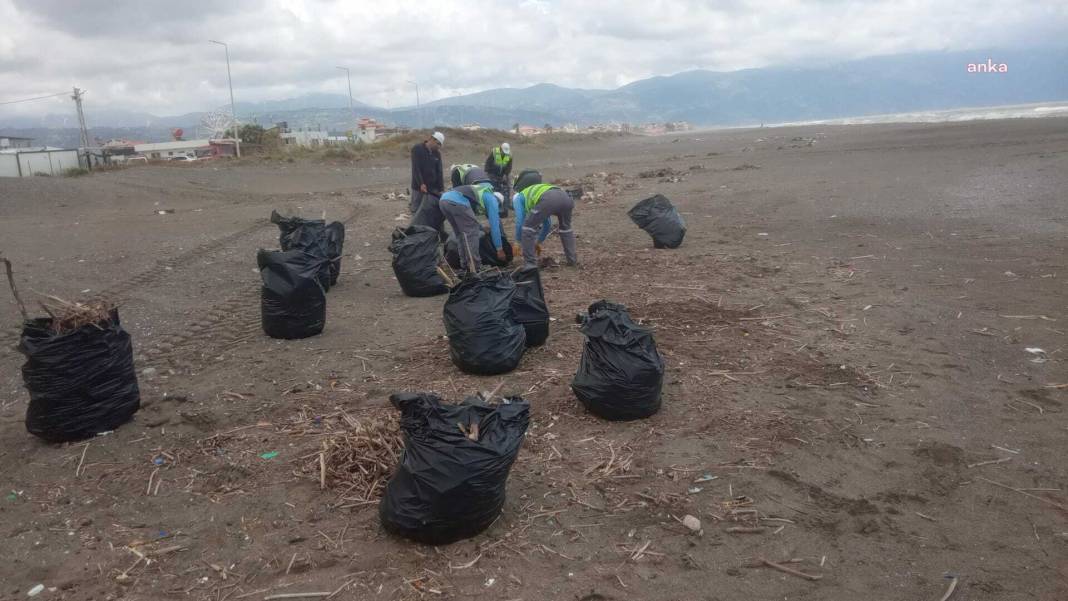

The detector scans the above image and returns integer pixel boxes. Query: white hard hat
[501,142,511,155]
[432,131,445,145]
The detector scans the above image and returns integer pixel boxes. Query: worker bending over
[512,183,577,267]
[450,164,491,188]
[439,184,506,273]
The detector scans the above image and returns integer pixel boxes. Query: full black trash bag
[571,300,664,420]
[443,272,526,375]
[627,194,686,249]
[511,266,549,347]
[258,248,327,339]
[324,221,345,286]
[379,392,530,545]
[513,169,542,194]
[270,210,333,290]
[444,229,513,271]
[389,226,449,297]
[19,309,140,442]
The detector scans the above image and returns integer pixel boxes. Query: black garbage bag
[444,229,513,271]
[512,266,549,347]
[19,309,140,442]
[443,272,526,375]
[627,194,686,249]
[389,226,449,297]
[379,392,530,545]
[258,248,327,339]
[325,221,345,286]
[571,300,664,420]
[513,169,542,194]
[270,210,333,290]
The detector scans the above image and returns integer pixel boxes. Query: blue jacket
[442,186,503,250]
[512,192,551,243]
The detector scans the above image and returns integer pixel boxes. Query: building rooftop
[134,139,213,151]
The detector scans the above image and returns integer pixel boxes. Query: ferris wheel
[198,108,237,139]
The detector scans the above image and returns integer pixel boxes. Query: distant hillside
[4,47,1065,142]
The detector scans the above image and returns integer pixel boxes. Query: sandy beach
[1,116,1066,600]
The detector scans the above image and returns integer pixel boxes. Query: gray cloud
[0,0,1064,118]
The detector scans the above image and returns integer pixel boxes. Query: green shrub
[63,167,90,177]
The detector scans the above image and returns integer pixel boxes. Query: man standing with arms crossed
[409,131,445,215]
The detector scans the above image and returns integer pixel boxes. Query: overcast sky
[1,0,1065,118]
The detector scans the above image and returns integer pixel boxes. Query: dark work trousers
[521,188,576,266]
[410,188,431,214]
[439,198,484,273]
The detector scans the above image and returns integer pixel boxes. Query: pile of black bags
[444,229,513,271]
[19,309,141,442]
[390,225,449,297]
[270,210,346,290]
[258,248,327,339]
[443,272,526,375]
[628,194,686,249]
[572,300,664,420]
[379,392,529,545]
[511,266,550,347]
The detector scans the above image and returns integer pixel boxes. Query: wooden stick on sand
[758,557,822,581]
[462,232,477,275]
[1,257,28,320]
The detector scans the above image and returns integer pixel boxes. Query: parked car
[170,155,196,162]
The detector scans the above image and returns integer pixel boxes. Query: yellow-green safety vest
[465,183,495,214]
[519,183,555,212]
[492,147,512,169]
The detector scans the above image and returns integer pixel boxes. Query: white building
[282,129,332,147]
[134,139,212,160]
[0,147,81,177]
[0,135,35,149]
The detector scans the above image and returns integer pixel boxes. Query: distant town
[1,117,692,176]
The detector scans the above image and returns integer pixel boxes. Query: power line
[0,91,69,106]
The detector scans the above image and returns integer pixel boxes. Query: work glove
[535,243,544,256]
[512,242,522,257]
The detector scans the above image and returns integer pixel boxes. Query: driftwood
[1,257,28,320]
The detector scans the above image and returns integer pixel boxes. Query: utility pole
[407,80,421,129]
[72,87,90,167]
[209,39,241,157]
[336,66,355,135]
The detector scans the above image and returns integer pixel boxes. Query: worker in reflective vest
[484,143,512,181]
[438,184,506,273]
[450,163,491,188]
[512,183,577,267]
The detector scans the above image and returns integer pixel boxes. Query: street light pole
[209,39,240,157]
[336,66,355,137]
[407,80,421,129]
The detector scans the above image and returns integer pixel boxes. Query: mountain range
[3,47,1066,146]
